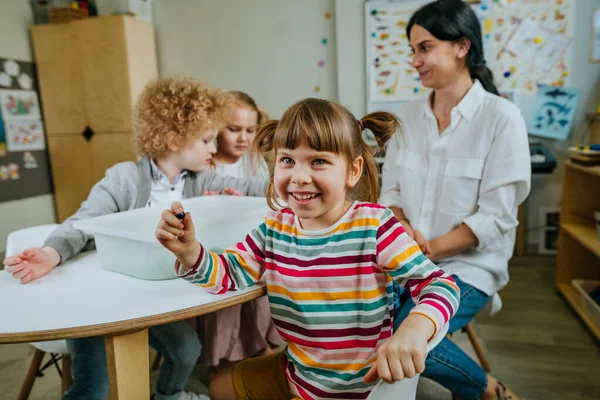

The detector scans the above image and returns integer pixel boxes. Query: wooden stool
[446,323,491,373]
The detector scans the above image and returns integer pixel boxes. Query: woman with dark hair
[380,0,530,399]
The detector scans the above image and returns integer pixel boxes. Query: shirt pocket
[441,158,484,215]
[394,150,422,218]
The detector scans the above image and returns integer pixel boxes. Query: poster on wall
[529,86,580,140]
[5,120,46,152]
[0,57,52,203]
[366,0,573,102]
[0,89,41,120]
[366,0,492,102]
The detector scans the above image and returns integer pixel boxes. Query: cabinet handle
[82,126,94,141]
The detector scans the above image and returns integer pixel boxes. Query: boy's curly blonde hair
[133,77,234,159]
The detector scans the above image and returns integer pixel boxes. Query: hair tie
[358,120,364,131]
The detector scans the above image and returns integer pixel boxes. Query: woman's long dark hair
[407,0,498,95]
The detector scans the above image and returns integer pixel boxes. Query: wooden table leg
[105,330,149,400]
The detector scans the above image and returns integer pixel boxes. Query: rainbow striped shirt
[178,201,459,399]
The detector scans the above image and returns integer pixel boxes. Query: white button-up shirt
[147,159,187,209]
[380,80,531,295]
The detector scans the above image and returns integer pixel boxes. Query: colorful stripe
[181,201,459,399]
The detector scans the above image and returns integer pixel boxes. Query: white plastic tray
[571,279,600,329]
[74,196,271,280]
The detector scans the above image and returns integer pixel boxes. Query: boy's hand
[364,314,434,384]
[155,202,200,268]
[3,246,61,284]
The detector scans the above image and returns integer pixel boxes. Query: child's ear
[346,156,363,188]
[166,132,181,152]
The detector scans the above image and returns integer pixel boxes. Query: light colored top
[214,153,269,179]
[177,202,459,400]
[0,250,265,343]
[147,159,186,209]
[380,80,531,295]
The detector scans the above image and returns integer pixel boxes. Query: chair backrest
[366,323,449,400]
[6,224,60,256]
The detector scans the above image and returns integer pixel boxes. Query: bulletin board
[366,0,573,103]
[0,57,52,203]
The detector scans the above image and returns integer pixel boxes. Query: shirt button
[171,187,175,191]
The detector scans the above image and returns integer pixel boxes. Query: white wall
[335,0,600,251]
[0,0,56,253]
[154,0,338,119]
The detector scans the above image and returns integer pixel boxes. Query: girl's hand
[221,187,243,196]
[364,314,434,384]
[3,246,61,284]
[203,187,243,196]
[155,202,200,268]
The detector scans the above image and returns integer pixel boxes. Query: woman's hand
[399,219,429,255]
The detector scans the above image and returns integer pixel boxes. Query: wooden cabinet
[32,16,158,221]
[556,161,600,340]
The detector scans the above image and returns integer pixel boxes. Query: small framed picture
[498,88,520,108]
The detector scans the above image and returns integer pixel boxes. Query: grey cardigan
[45,157,268,264]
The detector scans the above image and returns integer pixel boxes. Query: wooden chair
[19,348,72,400]
[447,322,491,373]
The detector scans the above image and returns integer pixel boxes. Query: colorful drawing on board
[5,120,46,152]
[0,165,8,180]
[8,163,19,180]
[0,90,41,120]
[23,151,38,169]
[529,86,579,140]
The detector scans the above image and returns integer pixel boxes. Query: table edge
[0,286,266,344]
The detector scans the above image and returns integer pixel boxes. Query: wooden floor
[1,255,599,399]
[475,256,600,400]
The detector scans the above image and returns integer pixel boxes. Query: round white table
[0,250,265,399]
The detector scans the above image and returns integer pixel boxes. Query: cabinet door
[47,135,95,222]
[90,132,136,184]
[31,24,87,136]
[124,17,159,110]
[77,16,134,133]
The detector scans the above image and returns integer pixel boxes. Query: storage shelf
[561,223,600,259]
[557,283,600,341]
[565,161,600,178]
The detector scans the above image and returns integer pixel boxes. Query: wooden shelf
[561,223,600,259]
[557,283,600,341]
[565,161,600,178]
[586,112,600,122]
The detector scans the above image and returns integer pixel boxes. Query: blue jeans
[62,320,201,400]
[393,275,490,400]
